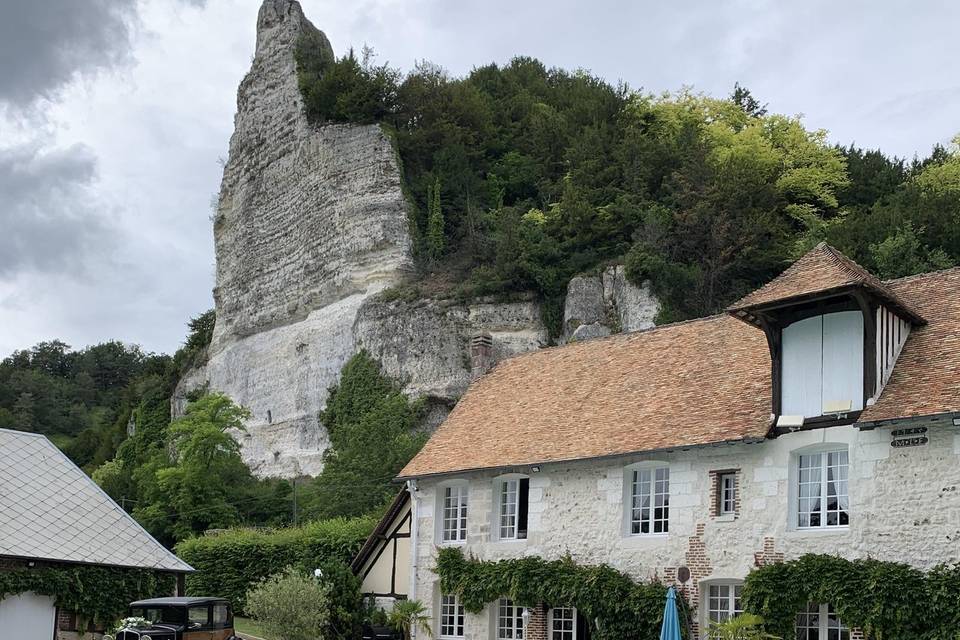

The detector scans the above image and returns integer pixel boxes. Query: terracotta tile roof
[399,261,960,480]
[727,242,923,323]
[398,315,773,479]
[860,267,960,422]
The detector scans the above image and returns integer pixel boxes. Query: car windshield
[130,607,186,625]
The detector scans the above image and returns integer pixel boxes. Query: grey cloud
[0,143,113,278]
[0,0,206,109]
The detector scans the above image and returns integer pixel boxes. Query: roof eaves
[396,434,771,482]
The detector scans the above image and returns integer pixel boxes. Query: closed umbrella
[659,586,682,640]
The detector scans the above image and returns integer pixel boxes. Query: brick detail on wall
[526,603,548,640]
[663,523,712,638]
[753,537,784,567]
[850,628,866,640]
[707,469,741,518]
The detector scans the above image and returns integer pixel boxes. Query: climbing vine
[434,548,675,640]
[742,554,960,640]
[0,565,176,627]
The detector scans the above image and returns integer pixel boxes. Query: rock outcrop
[562,265,659,342]
[175,0,658,478]
[175,0,415,477]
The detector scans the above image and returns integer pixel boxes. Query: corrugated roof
[727,242,924,323]
[0,429,192,572]
[399,260,960,480]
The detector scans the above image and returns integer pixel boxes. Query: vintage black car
[115,597,238,640]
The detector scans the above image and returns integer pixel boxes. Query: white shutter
[822,311,863,412]
[782,315,823,417]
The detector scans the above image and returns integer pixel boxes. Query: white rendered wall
[411,421,960,638]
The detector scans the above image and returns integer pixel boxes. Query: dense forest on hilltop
[296,38,960,330]
[0,311,215,469]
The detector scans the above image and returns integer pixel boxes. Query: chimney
[470,332,494,380]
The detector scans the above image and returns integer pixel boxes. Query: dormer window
[727,243,925,426]
[781,311,863,417]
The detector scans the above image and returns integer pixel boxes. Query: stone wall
[411,420,960,635]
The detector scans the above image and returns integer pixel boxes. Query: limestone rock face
[562,265,660,342]
[212,0,412,346]
[354,295,548,403]
[177,0,414,477]
[174,1,655,478]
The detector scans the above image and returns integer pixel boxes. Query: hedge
[435,547,673,640]
[175,516,375,613]
[0,565,176,628]
[742,554,960,640]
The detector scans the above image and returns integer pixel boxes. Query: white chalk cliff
[175,0,657,478]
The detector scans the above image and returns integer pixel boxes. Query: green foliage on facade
[434,547,673,640]
[300,351,427,520]
[0,565,176,628]
[742,554,960,640]
[295,42,960,336]
[175,516,374,614]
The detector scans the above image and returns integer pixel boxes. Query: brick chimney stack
[470,332,494,380]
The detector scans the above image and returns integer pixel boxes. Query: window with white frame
[795,603,849,640]
[440,484,468,543]
[796,449,849,528]
[549,607,576,640]
[440,594,465,639]
[496,476,529,540]
[496,599,524,640]
[705,582,743,629]
[719,472,737,516]
[628,466,669,534]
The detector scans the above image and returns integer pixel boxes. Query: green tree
[245,568,331,640]
[302,352,426,520]
[388,600,433,639]
[132,393,256,544]
[426,177,445,260]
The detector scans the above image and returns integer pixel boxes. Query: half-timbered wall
[874,305,911,398]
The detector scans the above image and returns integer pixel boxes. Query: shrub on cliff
[176,516,374,614]
[301,351,426,520]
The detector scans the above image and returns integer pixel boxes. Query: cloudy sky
[1,0,957,358]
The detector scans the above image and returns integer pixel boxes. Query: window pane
[212,604,229,625]
[498,599,524,640]
[443,486,468,542]
[188,607,208,625]
[500,480,518,539]
[630,467,668,534]
[550,607,575,640]
[440,594,464,638]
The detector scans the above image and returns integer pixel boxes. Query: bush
[742,554,960,640]
[246,568,330,640]
[175,516,374,613]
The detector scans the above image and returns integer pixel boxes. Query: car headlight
[142,635,152,640]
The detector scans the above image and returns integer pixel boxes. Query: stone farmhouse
[395,243,960,639]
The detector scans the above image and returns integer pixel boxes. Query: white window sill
[437,540,467,547]
[620,533,669,547]
[715,514,736,523]
[785,525,850,537]
[492,538,529,545]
